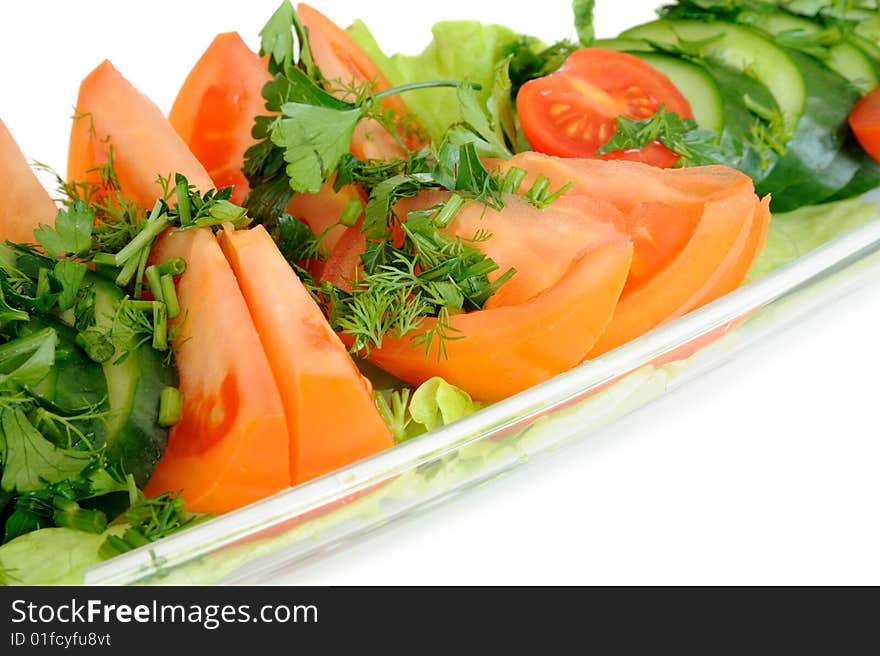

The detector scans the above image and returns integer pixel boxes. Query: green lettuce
[349,20,535,142]
[0,524,126,585]
[747,197,878,282]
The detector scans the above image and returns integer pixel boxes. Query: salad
[1,0,879,585]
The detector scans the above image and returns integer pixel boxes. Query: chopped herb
[596,106,724,167]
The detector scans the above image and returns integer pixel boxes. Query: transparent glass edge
[84,206,880,585]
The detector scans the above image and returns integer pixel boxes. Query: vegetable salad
[1,0,879,584]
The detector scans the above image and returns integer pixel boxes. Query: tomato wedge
[68,60,214,208]
[516,48,692,167]
[850,86,880,164]
[498,152,764,357]
[167,28,371,251]
[365,197,633,402]
[168,33,271,205]
[144,228,290,513]
[0,120,57,243]
[287,180,365,253]
[298,2,419,159]
[219,225,393,484]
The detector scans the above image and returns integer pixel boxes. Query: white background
[2,1,878,585]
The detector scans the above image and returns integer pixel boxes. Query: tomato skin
[219,225,393,484]
[497,152,764,358]
[850,86,880,163]
[516,48,692,167]
[0,120,57,244]
[68,61,214,209]
[169,33,271,205]
[145,228,291,514]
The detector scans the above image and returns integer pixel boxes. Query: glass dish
[85,192,880,585]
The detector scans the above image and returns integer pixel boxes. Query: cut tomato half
[517,48,693,167]
[68,60,213,209]
[144,228,290,513]
[0,120,57,243]
[219,225,393,484]
[168,33,271,205]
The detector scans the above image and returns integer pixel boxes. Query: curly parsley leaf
[596,106,724,167]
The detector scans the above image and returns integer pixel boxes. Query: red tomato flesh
[516,49,693,167]
[168,33,271,205]
[850,86,880,164]
[0,120,57,244]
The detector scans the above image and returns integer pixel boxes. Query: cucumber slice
[81,273,177,486]
[740,10,878,94]
[756,49,861,207]
[620,19,806,132]
[698,62,783,187]
[593,38,653,52]
[627,52,725,133]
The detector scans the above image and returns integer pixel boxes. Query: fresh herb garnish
[596,105,724,167]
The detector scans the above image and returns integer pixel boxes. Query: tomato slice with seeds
[516,48,693,167]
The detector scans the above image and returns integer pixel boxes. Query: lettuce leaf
[0,524,126,585]
[349,20,538,142]
[746,198,878,282]
[409,377,485,433]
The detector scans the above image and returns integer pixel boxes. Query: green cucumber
[73,273,177,486]
[594,38,653,52]
[627,52,725,133]
[698,62,783,187]
[620,19,807,132]
[738,10,878,94]
[756,49,861,208]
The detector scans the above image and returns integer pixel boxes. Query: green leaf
[348,19,530,142]
[260,0,296,74]
[573,0,596,46]
[456,82,511,158]
[0,284,28,328]
[0,408,92,494]
[33,201,93,259]
[272,104,364,194]
[0,327,57,389]
[487,56,518,154]
[52,260,87,312]
[747,198,878,282]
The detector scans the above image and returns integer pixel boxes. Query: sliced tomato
[319,220,367,292]
[0,120,57,243]
[364,197,633,402]
[68,60,214,209]
[168,33,271,205]
[218,225,393,484]
[516,48,693,167]
[397,191,628,308]
[498,152,764,357]
[849,86,880,163]
[144,228,290,513]
[287,179,365,253]
[298,2,419,159]
[369,240,632,402]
